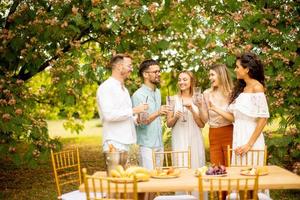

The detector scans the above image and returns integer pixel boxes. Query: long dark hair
[230,52,265,103]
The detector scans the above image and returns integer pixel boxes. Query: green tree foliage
[0,0,299,168]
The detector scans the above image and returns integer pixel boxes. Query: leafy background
[0,0,299,174]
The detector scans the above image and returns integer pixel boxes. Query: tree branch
[16,27,92,81]
[4,0,23,29]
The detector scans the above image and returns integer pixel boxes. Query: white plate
[240,170,268,176]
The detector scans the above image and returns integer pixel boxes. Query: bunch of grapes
[205,164,227,175]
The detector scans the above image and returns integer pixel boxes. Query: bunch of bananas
[110,165,150,181]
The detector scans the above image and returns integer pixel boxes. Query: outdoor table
[79,165,300,193]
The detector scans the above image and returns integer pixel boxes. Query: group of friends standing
[96,52,269,172]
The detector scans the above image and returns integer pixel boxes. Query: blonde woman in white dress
[166,71,206,169]
[165,71,206,199]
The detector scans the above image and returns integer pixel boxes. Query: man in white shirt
[96,54,147,152]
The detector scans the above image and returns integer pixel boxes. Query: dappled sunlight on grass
[60,136,102,147]
[47,118,102,138]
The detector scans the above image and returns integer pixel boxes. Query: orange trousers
[209,124,233,166]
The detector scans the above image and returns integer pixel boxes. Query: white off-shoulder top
[229,92,270,119]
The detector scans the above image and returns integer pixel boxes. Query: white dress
[229,92,270,166]
[171,95,206,169]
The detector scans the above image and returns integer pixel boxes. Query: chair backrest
[227,145,267,167]
[198,174,259,200]
[50,148,82,198]
[82,168,138,200]
[152,147,191,169]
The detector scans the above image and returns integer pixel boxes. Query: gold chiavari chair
[227,145,267,167]
[227,145,271,200]
[82,168,138,200]
[152,147,191,169]
[51,148,86,200]
[198,174,259,200]
[153,147,196,200]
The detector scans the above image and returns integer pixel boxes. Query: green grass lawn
[47,119,103,138]
[0,119,299,200]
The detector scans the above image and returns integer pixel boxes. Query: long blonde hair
[210,64,233,97]
[177,71,196,96]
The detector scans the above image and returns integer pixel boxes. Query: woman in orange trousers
[196,64,233,166]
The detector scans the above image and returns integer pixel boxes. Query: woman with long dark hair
[209,52,269,164]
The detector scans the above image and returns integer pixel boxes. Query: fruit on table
[195,164,227,176]
[110,169,122,177]
[206,164,227,175]
[152,167,180,176]
[110,165,150,181]
[116,165,125,176]
[167,167,180,176]
[125,166,149,176]
[195,166,208,176]
[241,167,257,175]
[134,173,150,181]
[242,166,268,175]
[167,167,174,175]
[248,168,256,175]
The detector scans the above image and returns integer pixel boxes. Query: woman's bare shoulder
[253,82,265,93]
